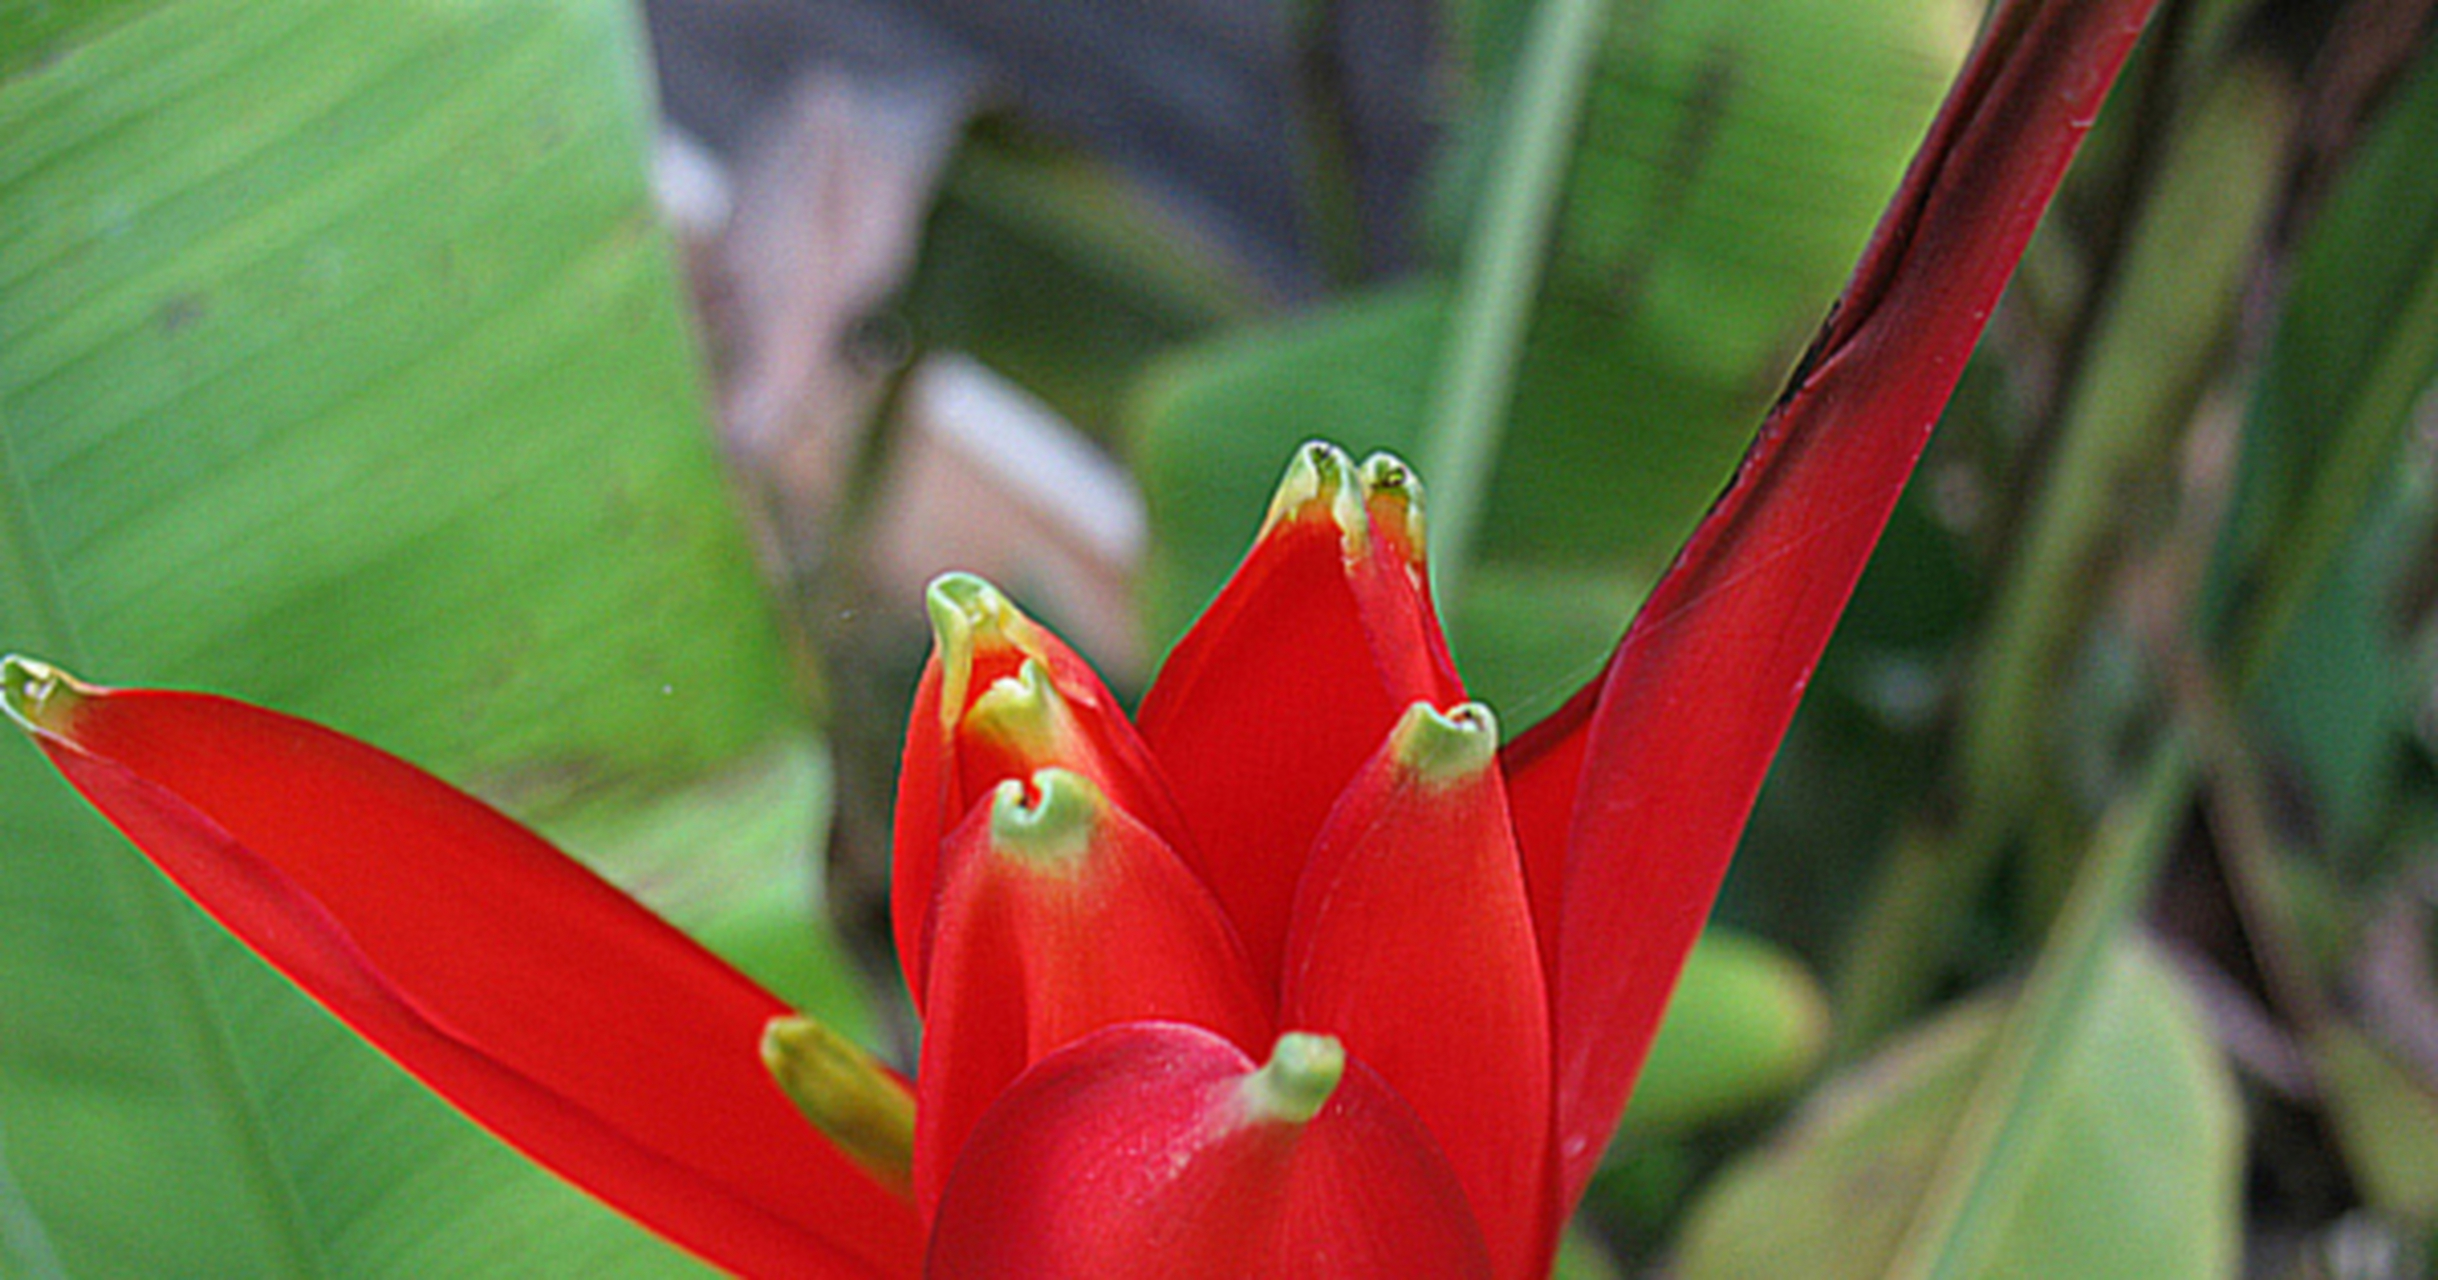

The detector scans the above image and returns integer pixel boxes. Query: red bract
[0,1,2156,1274]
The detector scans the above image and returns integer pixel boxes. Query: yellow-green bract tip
[1,655,88,735]
[1389,701,1499,787]
[964,659,1064,754]
[761,1015,916,1196]
[1359,451,1428,555]
[925,573,1013,653]
[989,768,1103,867]
[1242,1031,1345,1124]
[926,573,1024,720]
[1261,441,1368,547]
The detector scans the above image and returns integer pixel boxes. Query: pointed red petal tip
[1528,0,2163,1216]
[893,574,1185,1006]
[1353,453,1459,645]
[1138,443,1466,992]
[3,657,922,1279]
[1284,699,1550,1280]
[912,767,1270,1217]
[926,1022,1494,1280]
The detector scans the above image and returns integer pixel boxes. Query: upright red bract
[1,0,2159,1273]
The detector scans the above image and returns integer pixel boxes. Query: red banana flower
[0,0,2155,1274]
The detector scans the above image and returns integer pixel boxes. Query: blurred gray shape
[643,0,1445,289]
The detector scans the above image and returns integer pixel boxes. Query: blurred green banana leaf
[1,0,865,1271]
[1675,936,2242,1279]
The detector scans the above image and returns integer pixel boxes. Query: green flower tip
[1242,1031,1346,1124]
[989,767,1104,867]
[1358,451,1428,557]
[927,573,1029,715]
[761,1015,915,1196]
[925,572,1015,658]
[1262,441,1368,548]
[1389,700,1499,787]
[1,655,88,736]
[964,659,1065,753]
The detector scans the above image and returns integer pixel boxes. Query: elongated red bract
[7,671,923,1280]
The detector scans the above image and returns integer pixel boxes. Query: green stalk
[1957,59,2286,827]
[2228,251,2438,692]
[1417,0,1611,600]
[1883,741,2193,1280]
[1833,61,2289,1054]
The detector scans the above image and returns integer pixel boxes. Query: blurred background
[5,0,2438,1274]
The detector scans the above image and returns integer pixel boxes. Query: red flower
[0,1,2155,1275]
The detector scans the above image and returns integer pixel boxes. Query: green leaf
[1,0,863,1271]
[1621,929,1830,1138]
[2311,1020,2438,1227]
[1674,937,2242,1280]
[1443,563,1648,724]
[1686,748,2242,1279]
[2252,493,2429,856]
[2206,32,2438,670]
[2210,36,2438,849]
